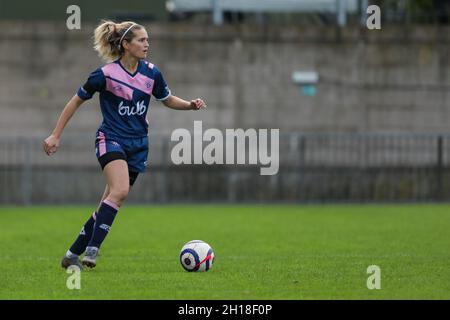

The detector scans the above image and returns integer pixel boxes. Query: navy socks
[87,200,119,249]
[68,211,97,256]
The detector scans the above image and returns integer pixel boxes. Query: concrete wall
[2,22,450,204]
[1,22,450,140]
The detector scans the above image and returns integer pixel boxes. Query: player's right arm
[43,68,105,156]
[43,95,85,156]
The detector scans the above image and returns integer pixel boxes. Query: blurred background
[1,0,450,204]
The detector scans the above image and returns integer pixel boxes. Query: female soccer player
[43,20,206,269]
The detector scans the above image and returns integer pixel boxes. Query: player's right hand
[43,134,60,156]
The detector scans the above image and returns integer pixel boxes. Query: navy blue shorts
[95,130,149,174]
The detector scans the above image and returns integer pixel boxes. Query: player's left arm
[162,95,206,111]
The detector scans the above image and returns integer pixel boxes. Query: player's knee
[110,186,129,203]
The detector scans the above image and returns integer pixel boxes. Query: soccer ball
[180,240,215,272]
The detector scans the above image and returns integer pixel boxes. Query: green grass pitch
[0,204,449,299]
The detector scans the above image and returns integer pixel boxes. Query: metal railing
[165,0,450,26]
[1,132,449,204]
[167,0,360,25]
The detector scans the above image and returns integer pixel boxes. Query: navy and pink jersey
[77,59,171,138]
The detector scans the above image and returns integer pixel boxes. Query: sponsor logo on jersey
[118,100,147,116]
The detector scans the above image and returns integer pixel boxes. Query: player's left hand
[190,98,206,110]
